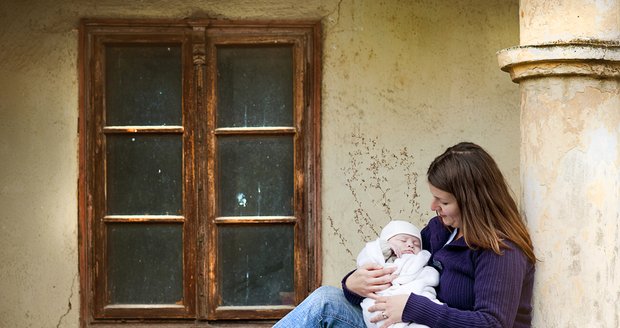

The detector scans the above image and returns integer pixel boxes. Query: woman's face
[429,183,462,230]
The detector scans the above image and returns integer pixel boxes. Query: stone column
[497,1,620,327]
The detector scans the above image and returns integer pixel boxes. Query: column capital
[498,41,620,82]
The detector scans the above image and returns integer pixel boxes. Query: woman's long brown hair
[427,142,536,263]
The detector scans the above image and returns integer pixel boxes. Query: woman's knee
[314,286,348,305]
[275,286,363,327]
[314,285,343,298]
[311,286,364,327]
[300,286,352,313]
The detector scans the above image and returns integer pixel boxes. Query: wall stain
[567,237,581,274]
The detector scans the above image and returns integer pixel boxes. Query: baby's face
[388,233,421,256]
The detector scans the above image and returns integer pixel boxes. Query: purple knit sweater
[342,217,535,328]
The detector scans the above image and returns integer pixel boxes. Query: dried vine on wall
[327,132,422,259]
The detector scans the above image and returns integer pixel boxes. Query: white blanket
[357,240,441,328]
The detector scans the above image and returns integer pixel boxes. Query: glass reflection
[218,225,294,306]
[217,46,293,128]
[217,135,293,216]
[108,223,183,304]
[106,134,182,215]
[106,45,182,126]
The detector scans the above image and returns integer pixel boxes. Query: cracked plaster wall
[0,0,520,326]
[521,77,620,327]
[514,1,620,326]
[520,0,620,44]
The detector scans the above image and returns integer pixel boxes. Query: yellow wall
[0,0,519,326]
[320,0,520,285]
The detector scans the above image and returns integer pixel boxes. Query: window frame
[78,18,322,327]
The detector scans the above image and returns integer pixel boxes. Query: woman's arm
[401,244,533,328]
[341,263,397,304]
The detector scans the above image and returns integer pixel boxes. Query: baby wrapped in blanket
[356,220,442,328]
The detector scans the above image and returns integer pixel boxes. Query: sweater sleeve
[401,243,531,328]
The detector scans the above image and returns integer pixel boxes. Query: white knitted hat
[380,220,422,247]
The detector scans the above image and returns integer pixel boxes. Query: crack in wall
[328,0,344,27]
[55,273,77,328]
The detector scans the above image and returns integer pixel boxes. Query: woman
[274,142,536,328]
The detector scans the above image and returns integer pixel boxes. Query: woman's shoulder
[472,239,534,271]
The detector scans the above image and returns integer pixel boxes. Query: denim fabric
[273,286,365,328]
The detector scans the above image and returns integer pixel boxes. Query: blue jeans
[273,286,366,328]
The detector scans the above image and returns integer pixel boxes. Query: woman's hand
[368,294,410,328]
[344,263,396,298]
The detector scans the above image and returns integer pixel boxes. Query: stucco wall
[521,77,620,327]
[0,0,520,326]
[320,0,520,285]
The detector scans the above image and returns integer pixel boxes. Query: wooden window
[78,19,321,326]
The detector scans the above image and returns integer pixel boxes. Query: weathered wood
[79,18,322,326]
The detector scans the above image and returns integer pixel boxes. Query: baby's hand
[388,240,403,258]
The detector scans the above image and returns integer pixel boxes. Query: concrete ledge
[497,41,620,82]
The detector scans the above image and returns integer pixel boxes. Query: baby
[356,220,441,328]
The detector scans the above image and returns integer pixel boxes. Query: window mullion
[190,23,209,321]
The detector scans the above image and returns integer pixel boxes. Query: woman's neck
[456,229,464,239]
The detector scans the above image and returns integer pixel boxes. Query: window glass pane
[107,223,183,304]
[217,46,293,127]
[218,225,294,306]
[106,45,182,126]
[106,134,182,215]
[217,136,293,216]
